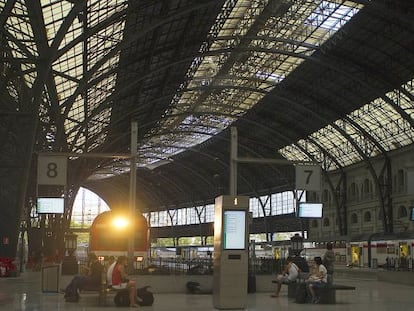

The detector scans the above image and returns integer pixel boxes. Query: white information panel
[37,155,67,186]
[295,164,321,191]
[223,210,246,249]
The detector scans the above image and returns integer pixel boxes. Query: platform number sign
[37,155,67,186]
[295,164,321,191]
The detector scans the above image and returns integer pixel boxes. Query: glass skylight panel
[42,0,73,45]
[139,0,362,167]
[67,97,84,121]
[4,1,37,86]
[279,144,308,162]
[47,0,126,151]
[280,76,414,171]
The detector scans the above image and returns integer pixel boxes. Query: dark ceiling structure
[1,0,414,255]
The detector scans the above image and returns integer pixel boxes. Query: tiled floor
[0,270,413,310]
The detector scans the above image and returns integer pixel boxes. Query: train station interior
[1,0,414,310]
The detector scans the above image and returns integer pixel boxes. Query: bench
[80,272,128,306]
[82,284,128,306]
[316,283,356,304]
[271,273,309,298]
[271,280,298,298]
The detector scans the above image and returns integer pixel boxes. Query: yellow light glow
[112,216,129,229]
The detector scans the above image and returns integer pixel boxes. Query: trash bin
[41,264,60,293]
[372,258,378,269]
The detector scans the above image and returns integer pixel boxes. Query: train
[89,210,414,271]
[269,232,414,270]
[89,210,149,264]
[344,232,414,269]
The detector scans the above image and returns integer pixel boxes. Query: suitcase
[295,283,308,303]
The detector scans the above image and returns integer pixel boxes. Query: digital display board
[223,210,246,250]
[298,202,323,218]
[37,197,64,214]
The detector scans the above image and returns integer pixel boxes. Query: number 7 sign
[37,155,67,186]
[295,164,321,191]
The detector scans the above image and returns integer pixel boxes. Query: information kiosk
[213,195,249,309]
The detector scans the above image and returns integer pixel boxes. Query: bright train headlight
[112,216,129,229]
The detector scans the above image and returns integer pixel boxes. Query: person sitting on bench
[271,256,299,297]
[306,256,328,304]
[62,253,104,301]
[112,256,139,308]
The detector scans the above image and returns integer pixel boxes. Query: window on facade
[187,208,198,224]
[270,191,297,215]
[250,198,260,217]
[364,211,371,222]
[323,217,330,227]
[398,205,407,219]
[205,204,214,222]
[350,213,358,224]
[147,190,302,229]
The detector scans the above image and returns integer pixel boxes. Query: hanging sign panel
[295,164,321,191]
[37,155,67,186]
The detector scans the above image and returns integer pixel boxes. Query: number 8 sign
[37,155,67,186]
[295,164,321,191]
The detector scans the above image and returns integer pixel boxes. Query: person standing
[323,242,335,284]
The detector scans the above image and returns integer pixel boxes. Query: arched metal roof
[1,0,414,214]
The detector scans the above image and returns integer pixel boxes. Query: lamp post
[290,233,303,256]
[64,233,78,256]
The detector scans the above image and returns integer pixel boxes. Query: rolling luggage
[295,283,308,303]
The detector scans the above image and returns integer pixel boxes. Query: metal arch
[136,137,283,201]
[351,0,414,29]
[156,159,218,201]
[0,0,16,30]
[250,80,395,232]
[282,69,391,158]
[57,1,222,117]
[78,41,409,139]
[327,33,414,129]
[24,1,66,148]
[61,31,411,150]
[143,168,193,208]
[65,84,269,149]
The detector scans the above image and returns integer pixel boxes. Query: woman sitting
[306,256,328,304]
[112,256,139,307]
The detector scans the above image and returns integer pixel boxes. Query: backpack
[114,286,154,307]
[63,286,79,302]
[137,286,154,306]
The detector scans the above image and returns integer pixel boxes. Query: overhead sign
[37,155,67,186]
[295,164,321,191]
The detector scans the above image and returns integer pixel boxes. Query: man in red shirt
[112,256,139,307]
